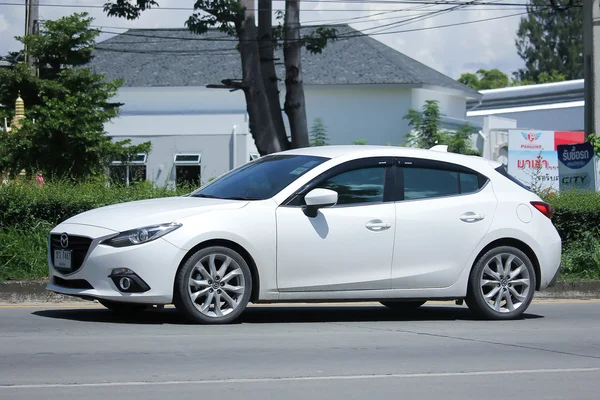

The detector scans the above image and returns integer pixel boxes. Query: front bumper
[47,223,187,304]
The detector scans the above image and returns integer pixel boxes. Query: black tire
[173,246,253,324]
[98,299,149,314]
[380,300,426,310]
[466,246,536,320]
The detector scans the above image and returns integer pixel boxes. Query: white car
[47,145,562,324]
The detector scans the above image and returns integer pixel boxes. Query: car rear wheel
[466,246,536,320]
[174,246,252,324]
[380,300,426,310]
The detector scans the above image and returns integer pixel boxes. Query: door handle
[460,212,484,223]
[366,219,391,231]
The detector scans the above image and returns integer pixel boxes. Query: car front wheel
[466,246,536,320]
[174,246,252,324]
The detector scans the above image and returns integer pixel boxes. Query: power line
[0,1,568,12]
[363,0,507,34]
[87,10,526,50]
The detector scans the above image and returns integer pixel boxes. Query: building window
[174,153,201,187]
[108,153,147,186]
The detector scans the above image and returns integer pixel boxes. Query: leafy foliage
[403,100,443,149]
[542,191,600,280]
[309,118,329,147]
[514,0,583,83]
[0,179,194,280]
[458,69,511,90]
[353,139,367,145]
[18,13,100,79]
[403,100,479,156]
[0,13,150,180]
[3,180,600,281]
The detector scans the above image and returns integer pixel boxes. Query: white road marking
[2,367,599,389]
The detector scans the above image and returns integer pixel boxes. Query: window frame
[174,153,202,165]
[282,157,396,207]
[394,157,489,202]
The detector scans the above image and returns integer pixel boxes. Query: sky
[0,0,528,80]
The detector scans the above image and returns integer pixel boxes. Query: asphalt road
[1,300,600,400]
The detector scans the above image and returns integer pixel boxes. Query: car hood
[62,196,249,232]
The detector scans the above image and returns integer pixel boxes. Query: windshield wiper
[193,194,221,199]
[223,196,261,201]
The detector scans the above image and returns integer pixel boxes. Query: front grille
[50,234,93,274]
[52,276,94,290]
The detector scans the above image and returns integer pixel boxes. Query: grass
[0,222,52,281]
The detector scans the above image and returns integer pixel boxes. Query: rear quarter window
[494,165,531,191]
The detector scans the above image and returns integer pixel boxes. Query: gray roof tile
[89,25,479,96]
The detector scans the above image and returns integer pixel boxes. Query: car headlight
[101,223,182,248]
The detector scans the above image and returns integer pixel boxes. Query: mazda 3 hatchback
[47,145,562,324]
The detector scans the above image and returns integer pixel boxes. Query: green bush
[0,179,197,280]
[560,232,600,280]
[3,181,600,281]
[544,191,600,280]
[545,191,600,243]
[0,179,194,228]
[0,222,51,280]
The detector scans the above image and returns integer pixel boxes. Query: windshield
[191,154,329,200]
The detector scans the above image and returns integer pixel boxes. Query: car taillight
[531,201,552,219]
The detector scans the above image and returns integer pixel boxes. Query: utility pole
[583,0,600,137]
[24,0,39,69]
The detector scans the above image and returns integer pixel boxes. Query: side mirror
[302,188,338,218]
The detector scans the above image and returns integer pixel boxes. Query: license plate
[54,250,72,270]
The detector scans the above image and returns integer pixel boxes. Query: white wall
[303,85,413,146]
[468,105,584,132]
[106,114,249,137]
[411,88,468,120]
[109,85,426,147]
[105,85,471,174]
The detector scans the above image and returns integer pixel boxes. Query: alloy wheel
[479,253,531,313]
[187,253,246,318]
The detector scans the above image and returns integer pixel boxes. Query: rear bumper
[546,263,562,288]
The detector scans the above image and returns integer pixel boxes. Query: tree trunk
[283,0,309,148]
[258,0,287,142]
[238,0,289,155]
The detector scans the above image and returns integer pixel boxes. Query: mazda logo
[60,233,69,249]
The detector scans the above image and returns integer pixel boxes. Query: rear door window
[398,159,488,201]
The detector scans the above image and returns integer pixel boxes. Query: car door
[391,158,498,289]
[276,157,396,292]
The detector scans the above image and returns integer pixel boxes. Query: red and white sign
[507,130,585,191]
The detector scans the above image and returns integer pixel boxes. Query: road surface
[1,300,600,399]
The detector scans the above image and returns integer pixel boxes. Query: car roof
[277,145,494,170]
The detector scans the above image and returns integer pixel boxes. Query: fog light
[119,277,131,291]
[108,269,151,293]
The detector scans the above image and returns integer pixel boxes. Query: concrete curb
[2,279,600,304]
[0,280,87,303]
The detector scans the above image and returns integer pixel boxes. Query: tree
[403,100,444,149]
[403,100,480,156]
[447,123,480,156]
[309,117,329,146]
[104,0,337,156]
[353,139,367,145]
[0,13,149,180]
[458,69,511,90]
[514,0,583,83]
